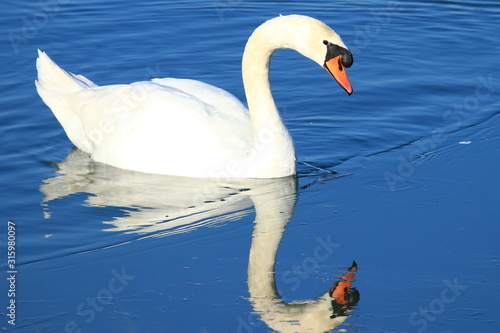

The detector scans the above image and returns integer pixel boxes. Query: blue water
[1,0,500,332]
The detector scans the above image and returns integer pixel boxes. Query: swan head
[322,39,353,95]
[252,15,354,95]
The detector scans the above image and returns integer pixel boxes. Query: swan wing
[65,79,253,176]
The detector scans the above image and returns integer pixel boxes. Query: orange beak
[324,55,353,95]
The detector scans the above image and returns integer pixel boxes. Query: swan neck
[247,193,294,299]
[241,28,277,124]
[240,20,297,177]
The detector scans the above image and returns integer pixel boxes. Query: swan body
[36,15,353,178]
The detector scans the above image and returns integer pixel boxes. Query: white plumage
[36,15,351,178]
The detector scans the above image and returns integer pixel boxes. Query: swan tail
[35,49,97,97]
[35,50,96,152]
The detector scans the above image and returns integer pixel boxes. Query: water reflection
[248,179,359,332]
[41,148,257,236]
[41,148,359,332]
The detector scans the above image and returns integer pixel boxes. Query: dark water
[1,0,500,332]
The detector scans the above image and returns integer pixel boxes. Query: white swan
[35,15,353,178]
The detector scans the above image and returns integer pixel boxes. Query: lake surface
[1,0,500,332]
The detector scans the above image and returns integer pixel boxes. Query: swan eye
[325,42,354,68]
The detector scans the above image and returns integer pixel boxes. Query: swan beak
[324,55,353,95]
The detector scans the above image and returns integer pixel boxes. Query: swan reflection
[248,179,359,332]
[41,148,258,236]
[41,148,360,332]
